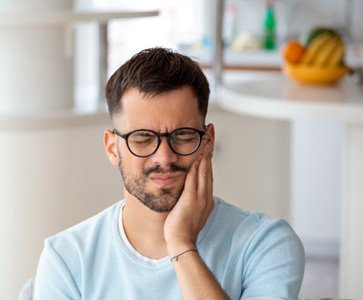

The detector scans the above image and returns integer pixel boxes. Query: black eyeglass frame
[113,126,207,157]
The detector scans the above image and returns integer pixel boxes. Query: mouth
[149,173,182,187]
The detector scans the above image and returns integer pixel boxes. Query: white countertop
[0,107,110,131]
[218,72,363,123]
[0,8,159,26]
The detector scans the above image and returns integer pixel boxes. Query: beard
[118,154,188,213]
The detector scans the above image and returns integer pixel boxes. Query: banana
[324,41,345,67]
[313,38,340,66]
[300,34,332,65]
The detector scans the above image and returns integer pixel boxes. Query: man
[34,47,304,299]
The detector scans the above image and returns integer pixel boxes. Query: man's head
[105,47,210,123]
[104,47,214,213]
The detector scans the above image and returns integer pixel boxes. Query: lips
[149,173,181,186]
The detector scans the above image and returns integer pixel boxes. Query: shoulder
[46,200,122,256]
[212,197,299,239]
[209,197,278,237]
[207,197,305,299]
[34,201,123,298]
[206,196,305,270]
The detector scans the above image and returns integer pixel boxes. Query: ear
[104,130,120,166]
[205,123,215,157]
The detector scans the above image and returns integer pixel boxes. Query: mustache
[143,164,189,177]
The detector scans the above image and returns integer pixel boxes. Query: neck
[122,189,169,259]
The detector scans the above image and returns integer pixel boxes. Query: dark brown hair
[105,47,210,120]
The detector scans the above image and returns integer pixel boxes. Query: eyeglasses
[113,127,206,157]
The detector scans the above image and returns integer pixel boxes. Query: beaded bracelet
[170,249,198,263]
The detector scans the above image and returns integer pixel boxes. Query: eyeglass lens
[127,128,202,156]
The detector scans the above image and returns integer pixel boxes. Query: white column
[0,116,123,300]
[339,123,363,298]
[290,120,342,257]
[0,1,78,298]
[0,0,74,114]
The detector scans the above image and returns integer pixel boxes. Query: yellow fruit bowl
[283,64,349,85]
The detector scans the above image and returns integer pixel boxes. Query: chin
[141,185,183,213]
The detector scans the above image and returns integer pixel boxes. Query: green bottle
[263,0,276,50]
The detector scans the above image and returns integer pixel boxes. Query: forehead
[114,86,203,131]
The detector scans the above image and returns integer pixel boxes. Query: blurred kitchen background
[1,0,363,299]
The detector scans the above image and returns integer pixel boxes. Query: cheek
[180,156,197,171]
[118,149,146,174]
[125,160,145,175]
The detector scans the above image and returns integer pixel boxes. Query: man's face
[107,86,213,213]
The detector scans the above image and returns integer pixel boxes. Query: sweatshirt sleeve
[33,239,81,300]
[241,219,305,300]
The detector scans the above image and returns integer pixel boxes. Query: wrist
[167,241,196,258]
[170,249,198,263]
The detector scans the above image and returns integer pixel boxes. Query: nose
[150,137,178,165]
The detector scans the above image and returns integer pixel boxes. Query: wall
[208,104,291,219]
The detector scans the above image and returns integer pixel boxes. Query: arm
[33,240,80,300]
[164,140,229,299]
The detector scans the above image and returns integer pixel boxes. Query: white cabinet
[207,104,290,218]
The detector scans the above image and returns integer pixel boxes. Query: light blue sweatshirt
[34,197,304,299]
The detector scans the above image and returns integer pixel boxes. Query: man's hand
[163,138,228,299]
[164,140,214,257]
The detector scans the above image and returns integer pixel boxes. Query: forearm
[165,140,224,298]
[171,249,229,300]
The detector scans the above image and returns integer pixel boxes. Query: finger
[197,142,213,200]
[183,154,201,194]
[206,144,213,196]
[205,143,213,200]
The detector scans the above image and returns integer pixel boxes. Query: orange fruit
[282,40,305,64]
